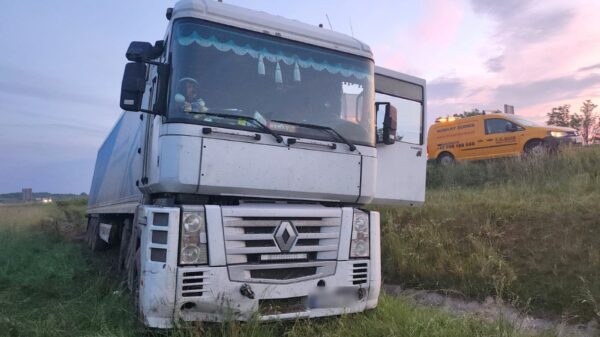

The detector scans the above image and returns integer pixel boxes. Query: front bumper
[137,206,382,328]
[544,135,583,149]
[174,260,375,323]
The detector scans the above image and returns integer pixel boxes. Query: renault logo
[274,221,298,252]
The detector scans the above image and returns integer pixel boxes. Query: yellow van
[427,113,582,164]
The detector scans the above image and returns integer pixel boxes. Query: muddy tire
[132,246,143,321]
[437,152,455,165]
[90,220,109,252]
[118,219,132,273]
[86,217,108,251]
[524,139,547,157]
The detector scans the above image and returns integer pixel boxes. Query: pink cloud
[416,0,464,47]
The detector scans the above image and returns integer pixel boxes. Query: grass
[378,146,600,322]
[0,201,551,336]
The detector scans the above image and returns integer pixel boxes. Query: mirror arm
[145,60,163,66]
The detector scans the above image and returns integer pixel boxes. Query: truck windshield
[168,18,375,147]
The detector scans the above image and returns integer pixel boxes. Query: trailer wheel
[118,218,132,273]
[132,245,143,320]
[85,216,96,247]
[89,217,109,252]
[437,152,455,165]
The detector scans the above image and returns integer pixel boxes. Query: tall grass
[379,146,600,322]
[0,200,552,336]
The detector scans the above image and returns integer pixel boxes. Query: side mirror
[120,62,147,111]
[126,41,164,62]
[376,102,397,145]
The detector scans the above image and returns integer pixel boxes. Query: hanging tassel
[258,55,265,76]
[293,61,301,82]
[275,61,282,83]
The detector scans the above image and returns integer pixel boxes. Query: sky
[1,0,599,193]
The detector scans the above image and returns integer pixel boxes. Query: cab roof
[172,0,373,60]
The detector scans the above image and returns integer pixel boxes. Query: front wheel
[437,152,455,165]
[524,140,548,157]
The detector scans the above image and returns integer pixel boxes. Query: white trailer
[86,0,427,328]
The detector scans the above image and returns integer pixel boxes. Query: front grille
[223,216,341,264]
[352,262,368,285]
[251,266,317,280]
[222,206,342,282]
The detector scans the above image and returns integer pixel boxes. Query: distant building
[22,188,33,202]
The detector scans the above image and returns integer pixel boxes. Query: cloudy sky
[1,0,599,193]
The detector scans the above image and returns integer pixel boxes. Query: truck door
[372,67,427,206]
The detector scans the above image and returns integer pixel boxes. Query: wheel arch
[437,150,455,160]
[523,138,545,152]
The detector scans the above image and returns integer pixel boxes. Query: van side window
[485,118,520,134]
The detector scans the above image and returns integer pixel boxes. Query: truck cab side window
[485,118,521,134]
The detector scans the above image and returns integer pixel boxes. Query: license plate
[260,253,307,261]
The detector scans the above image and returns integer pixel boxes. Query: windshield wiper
[270,120,357,152]
[198,110,283,143]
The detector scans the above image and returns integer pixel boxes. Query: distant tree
[547,104,572,127]
[579,99,598,145]
[546,104,583,129]
[454,108,483,118]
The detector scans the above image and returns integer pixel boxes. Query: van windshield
[167,18,375,146]
[506,115,542,127]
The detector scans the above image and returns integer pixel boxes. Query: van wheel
[524,140,547,157]
[437,152,455,165]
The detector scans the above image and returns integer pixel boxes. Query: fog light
[181,245,201,264]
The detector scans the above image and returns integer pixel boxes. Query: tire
[132,246,143,321]
[85,217,97,248]
[437,152,455,165]
[118,219,132,273]
[89,217,109,252]
[524,139,547,157]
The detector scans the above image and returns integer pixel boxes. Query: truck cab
[86,0,427,328]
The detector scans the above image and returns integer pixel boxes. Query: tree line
[546,99,599,145]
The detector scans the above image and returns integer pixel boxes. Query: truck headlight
[550,131,567,138]
[350,210,370,258]
[179,211,208,265]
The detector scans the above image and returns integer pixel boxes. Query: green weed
[379,146,600,321]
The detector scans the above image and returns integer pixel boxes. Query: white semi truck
[86,0,427,328]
